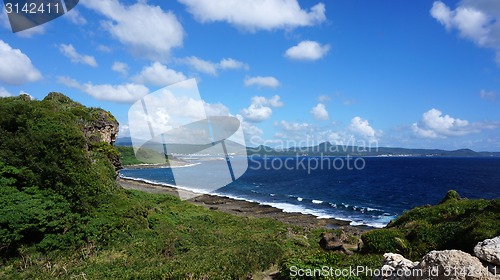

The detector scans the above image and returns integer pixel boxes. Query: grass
[0,188,381,279]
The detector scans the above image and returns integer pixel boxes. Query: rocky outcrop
[43,92,122,172]
[82,110,119,145]
[319,232,353,255]
[380,253,418,280]
[413,250,495,280]
[378,237,500,280]
[475,237,500,266]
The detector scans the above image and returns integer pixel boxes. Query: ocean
[120,156,500,228]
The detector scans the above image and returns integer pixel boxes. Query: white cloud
[240,95,283,122]
[235,114,264,145]
[0,88,33,99]
[273,120,327,144]
[65,8,87,25]
[241,104,272,123]
[180,56,248,75]
[430,1,500,64]
[480,89,497,101]
[349,116,376,139]
[310,103,329,120]
[178,0,326,31]
[132,62,187,87]
[278,120,312,132]
[58,76,149,103]
[285,40,330,61]
[111,61,129,75]
[272,120,378,147]
[59,44,98,67]
[181,56,218,75]
[81,0,184,60]
[244,76,280,88]
[219,58,249,70]
[268,96,284,107]
[204,102,232,117]
[0,40,42,85]
[410,108,500,138]
[97,45,112,53]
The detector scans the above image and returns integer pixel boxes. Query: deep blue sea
[120,157,500,228]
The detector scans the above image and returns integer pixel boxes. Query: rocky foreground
[379,236,500,280]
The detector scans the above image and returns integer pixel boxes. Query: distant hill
[248,142,500,157]
[116,137,499,157]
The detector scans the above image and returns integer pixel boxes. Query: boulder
[319,232,342,250]
[379,253,418,280]
[474,236,500,266]
[319,232,353,254]
[411,250,495,280]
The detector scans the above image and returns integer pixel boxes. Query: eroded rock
[474,236,500,266]
[411,250,495,280]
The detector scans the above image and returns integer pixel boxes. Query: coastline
[121,160,198,169]
[117,177,371,235]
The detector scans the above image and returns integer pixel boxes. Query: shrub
[361,229,408,254]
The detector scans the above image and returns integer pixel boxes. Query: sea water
[120,156,500,228]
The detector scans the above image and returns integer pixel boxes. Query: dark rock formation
[319,232,353,255]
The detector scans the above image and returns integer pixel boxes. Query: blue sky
[1,0,500,151]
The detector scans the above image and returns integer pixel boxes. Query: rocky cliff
[43,92,122,172]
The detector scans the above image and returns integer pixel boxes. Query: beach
[117,177,369,235]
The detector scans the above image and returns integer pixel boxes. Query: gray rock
[379,253,418,280]
[474,236,500,266]
[411,250,496,280]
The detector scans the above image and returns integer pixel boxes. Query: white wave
[312,199,323,204]
[297,197,303,202]
[262,202,333,218]
[119,175,212,195]
[168,162,202,168]
[350,221,386,228]
[119,175,168,186]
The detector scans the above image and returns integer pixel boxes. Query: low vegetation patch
[361,190,500,259]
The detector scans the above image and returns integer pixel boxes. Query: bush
[0,94,119,258]
[362,191,500,259]
[361,229,408,254]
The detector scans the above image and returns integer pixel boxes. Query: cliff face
[43,92,122,172]
[83,110,122,172]
[82,110,119,145]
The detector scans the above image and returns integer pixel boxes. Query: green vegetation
[116,146,167,165]
[0,93,380,279]
[361,190,500,260]
[1,93,498,279]
[0,93,117,257]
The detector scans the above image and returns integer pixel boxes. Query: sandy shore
[117,177,370,235]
